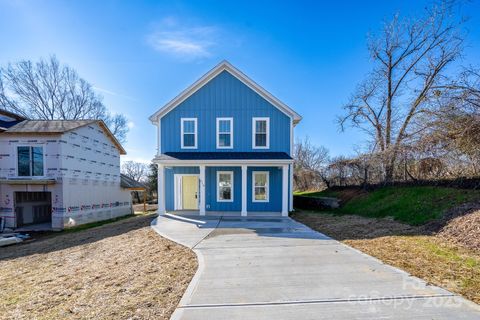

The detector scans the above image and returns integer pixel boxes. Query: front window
[181,118,197,149]
[17,146,44,177]
[217,171,233,202]
[253,118,269,148]
[253,171,269,202]
[216,118,233,148]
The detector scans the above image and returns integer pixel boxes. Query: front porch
[155,156,293,217]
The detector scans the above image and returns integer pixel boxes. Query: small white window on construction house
[17,146,44,177]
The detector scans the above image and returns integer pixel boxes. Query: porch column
[157,164,166,215]
[199,165,206,216]
[289,164,294,211]
[282,164,288,216]
[241,165,247,216]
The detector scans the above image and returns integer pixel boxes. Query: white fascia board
[152,159,294,166]
[148,60,302,124]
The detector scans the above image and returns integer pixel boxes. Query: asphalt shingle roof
[4,120,97,133]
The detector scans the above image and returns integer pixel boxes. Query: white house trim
[148,60,302,124]
[180,118,198,149]
[252,171,269,203]
[252,117,270,149]
[153,159,293,165]
[216,117,233,149]
[216,171,234,202]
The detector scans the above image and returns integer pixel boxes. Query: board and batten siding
[205,166,241,211]
[160,70,291,154]
[165,166,200,211]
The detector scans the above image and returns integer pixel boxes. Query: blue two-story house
[149,61,301,216]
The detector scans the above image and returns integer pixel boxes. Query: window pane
[32,147,44,176]
[256,120,266,133]
[254,173,266,186]
[219,133,231,147]
[219,186,232,200]
[218,173,232,200]
[255,187,266,200]
[219,120,230,132]
[219,173,232,186]
[183,133,195,147]
[17,146,30,176]
[183,120,195,133]
[255,133,266,147]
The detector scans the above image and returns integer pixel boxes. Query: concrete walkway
[151,213,480,319]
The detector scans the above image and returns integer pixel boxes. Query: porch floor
[164,210,284,217]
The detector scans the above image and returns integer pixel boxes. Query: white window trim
[252,171,269,202]
[217,171,234,202]
[216,117,233,149]
[252,117,270,149]
[181,118,198,149]
[16,145,46,178]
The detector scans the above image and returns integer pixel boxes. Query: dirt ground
[133,203,158,213]
[292,211,480,304]
[0,214,197,320]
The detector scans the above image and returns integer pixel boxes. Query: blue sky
[1,0,479,163]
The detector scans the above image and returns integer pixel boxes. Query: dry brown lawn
[292,211,480,305]
[0,214,197,320]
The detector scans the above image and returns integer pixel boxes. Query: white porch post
[157,164,166,215]
[282,164,288,216]
[289,164,294,211]
[241,165,247,216]
[199,165,206,216]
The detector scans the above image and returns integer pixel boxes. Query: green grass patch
[296,186,480,225]
[294,189,339,198]
[337,186,480,225]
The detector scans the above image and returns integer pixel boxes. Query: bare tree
[0,56,128,143]
[338,1,467,182]
[121,161,149,203]
[293,137,330,190]
[121,161,149,182]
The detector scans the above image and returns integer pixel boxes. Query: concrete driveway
[151,214,480,319]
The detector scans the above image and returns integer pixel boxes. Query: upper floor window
[181,118,197,149]
[17,146,44,177]
[216,117,233,149]
[217,171,233,202]
[252,117,270,149]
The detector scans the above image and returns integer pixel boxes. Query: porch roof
[157,152,292,161]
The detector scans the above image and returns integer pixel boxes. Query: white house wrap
[0,116,132,230]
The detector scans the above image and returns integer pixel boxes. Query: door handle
[195,192,198,199]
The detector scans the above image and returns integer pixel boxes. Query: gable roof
[0,109,26,132]
[120,174,146,190]
[3,120,126,155]
[149,60,302,124]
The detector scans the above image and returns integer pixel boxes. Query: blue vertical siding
[161,70,291,154]
[205,166,241,211]
[165,165,286,212]
[165,166,199,211]
[247,167,283,212]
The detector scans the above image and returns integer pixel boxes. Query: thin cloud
[147,18,219,60]
[93,86,137,101]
